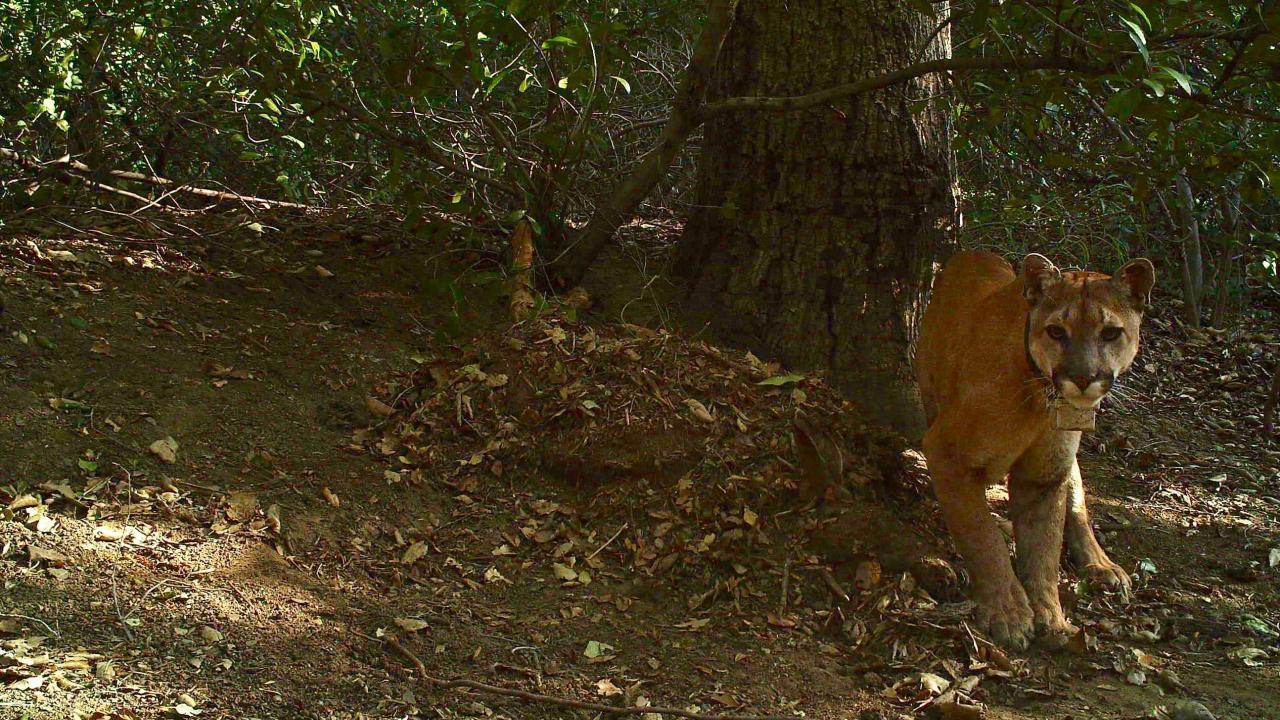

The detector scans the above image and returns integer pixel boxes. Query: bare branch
[700,55,1104,118]
[548,0,741,288]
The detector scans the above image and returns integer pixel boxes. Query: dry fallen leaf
[366,396,395,417]
[394,618,430,633]
[401,541,428,564]
[552,563,578,582]
[596,678,622,697]
[8,675,44,691]
[8,495,39,512]
[95,525,127,542]
[226,491,259,522]
[321,487,340,507]
[683,398,714,423]
[149,436,179,464]
[28,545,69,566]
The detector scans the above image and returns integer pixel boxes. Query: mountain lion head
[1022,253,1155,409]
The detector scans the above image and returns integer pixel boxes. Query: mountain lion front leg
[1064,459,1131,594]
[924,432,1033,649]
[1009,438,1077,644]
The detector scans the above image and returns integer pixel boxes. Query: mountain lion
[915,251,1154,649]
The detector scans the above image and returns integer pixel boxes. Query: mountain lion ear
[1021,253,1061,302]
[1114,258,1155,310]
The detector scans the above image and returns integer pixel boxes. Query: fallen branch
[0,148,313,209]
[0,147,153,205]
[385,637,801,720]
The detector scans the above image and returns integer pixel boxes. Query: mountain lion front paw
[975,581,1035,650]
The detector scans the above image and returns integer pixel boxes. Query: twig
[0,613,59,638]
[777,554,792,616]
[817,567,850,603]
[384,637,801,720]
[586,522,628,561]
[110,568,135,643]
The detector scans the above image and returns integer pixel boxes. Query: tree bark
[1175,171,1203,329]
[675,0,957,438]
[1210,193,1241,328]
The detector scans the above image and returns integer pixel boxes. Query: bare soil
[0,207,1276,720]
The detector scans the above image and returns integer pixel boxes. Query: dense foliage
[1,0,695,244]
[955,1,1280,326]
[2,0,1278,325]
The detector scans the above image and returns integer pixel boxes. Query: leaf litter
[2,209,1277,719]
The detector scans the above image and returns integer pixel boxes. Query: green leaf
[609,75,630,94]
[583,640,614,658]
[1128,3,1151,29]
[77,459,97,472]
[1120,17,1146,46]
[281,134,306,149]
[757,373,805,386]
[1142,78,1165,97]
[541,36,578,49]
[66,316,88,330]
[1161,66,1193,95]
[1104,88,1144,121]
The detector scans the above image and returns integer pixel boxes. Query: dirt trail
[0,208,1276,720]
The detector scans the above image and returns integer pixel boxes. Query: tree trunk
[674,0,956,438]
[1175,172,1203,329]
[1210,193,1241,328]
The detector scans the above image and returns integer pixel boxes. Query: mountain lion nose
[1070,373,1097,390]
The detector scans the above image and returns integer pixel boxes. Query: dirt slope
[0,207,1276,720]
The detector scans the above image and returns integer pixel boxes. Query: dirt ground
[0,207,1276,720]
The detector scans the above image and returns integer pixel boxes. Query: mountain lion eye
[1045,325,1067,341]
[1100,326,1122,341]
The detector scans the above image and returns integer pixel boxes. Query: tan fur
[915,251,1154,649]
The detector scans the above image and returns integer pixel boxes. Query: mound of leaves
[366,315,907,577]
